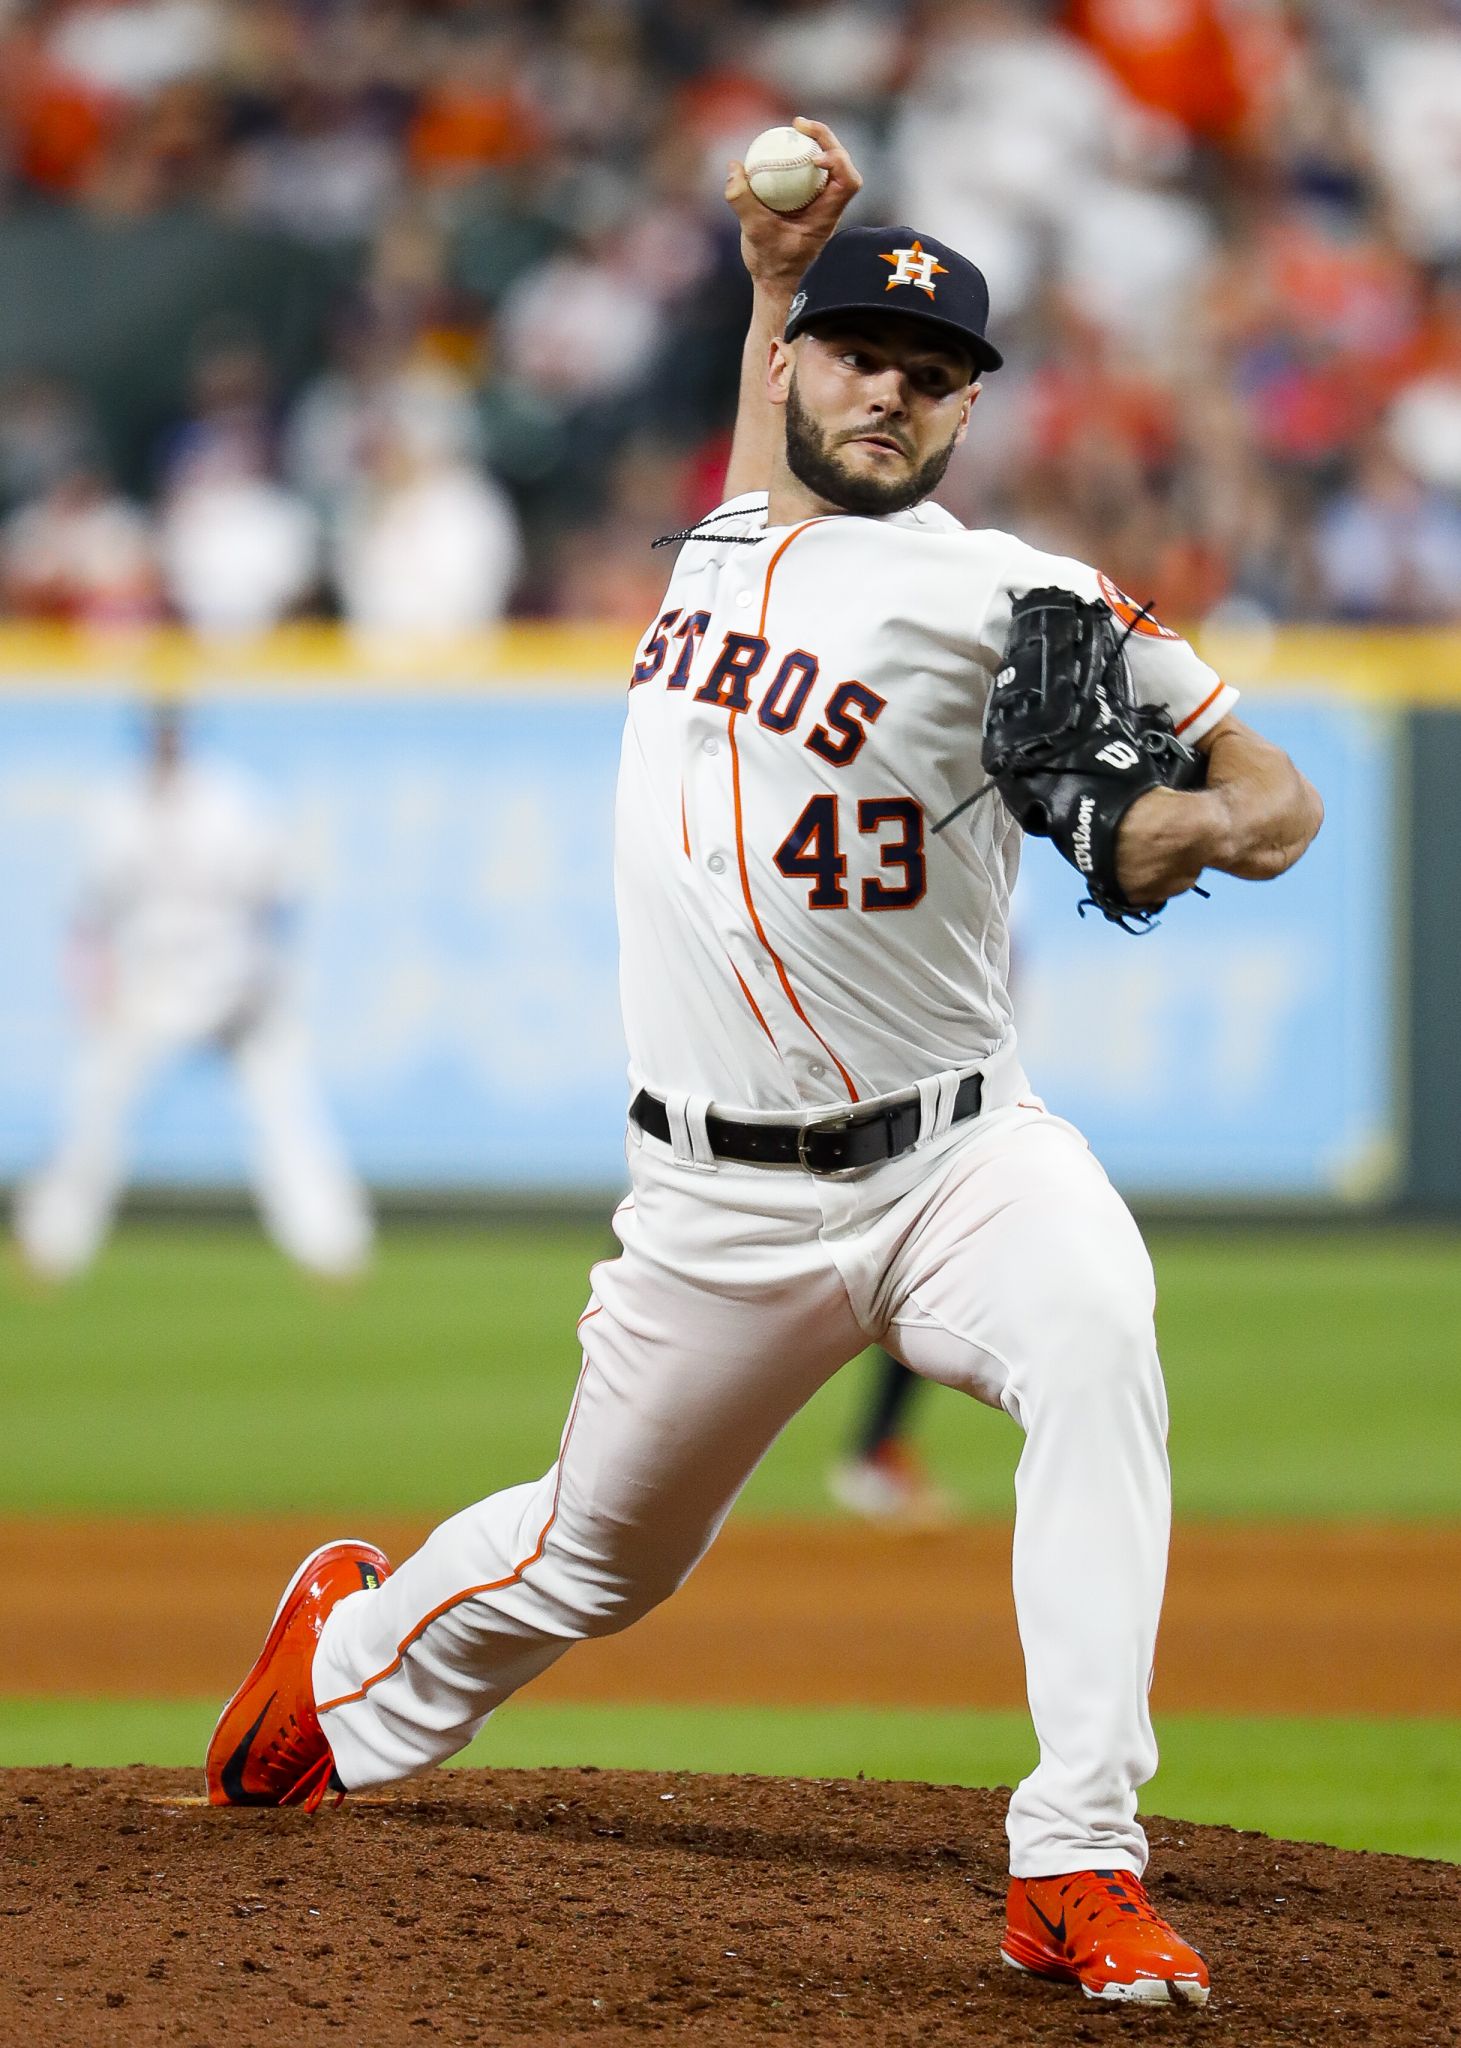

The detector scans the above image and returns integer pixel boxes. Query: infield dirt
[3,1767,1458,2046]
[5,1514,1461,1712]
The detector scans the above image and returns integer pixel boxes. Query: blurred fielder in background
[829,1348,954,1525]
[13,707,371,1282]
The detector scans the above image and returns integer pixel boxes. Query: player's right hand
[725,116,862,294]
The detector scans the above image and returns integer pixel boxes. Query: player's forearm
[722,281,797,500]
[1195,721,1324,881]
[1117,721,1322,902]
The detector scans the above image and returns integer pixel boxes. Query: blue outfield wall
[1013,699,1398,1199]
[0,690,1398,1203]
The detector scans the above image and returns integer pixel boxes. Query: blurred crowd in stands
[1,0,1460,634]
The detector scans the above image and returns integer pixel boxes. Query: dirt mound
[2,1768,1457,2045]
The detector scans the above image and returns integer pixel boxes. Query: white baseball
[743,126,828,215]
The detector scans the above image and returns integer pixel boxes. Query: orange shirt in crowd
[1066,0,1249,143]
[1258,213,1421,384]
[0,22,114,195]
[1028,360,1178,474]
[408,87,542,184]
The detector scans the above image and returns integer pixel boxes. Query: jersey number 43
[773,795,926,911]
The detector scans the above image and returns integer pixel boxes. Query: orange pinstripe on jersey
[728,713,860,1096]
[314,1306,602,1715]
[718,516,859,1103]
[755,519,831,637]
[729,959,777,1045]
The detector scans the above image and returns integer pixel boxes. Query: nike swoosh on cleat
[1028,1896,1068,1947]
[219,1693,277,1805]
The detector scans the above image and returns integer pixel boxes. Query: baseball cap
[784,225,1003,376]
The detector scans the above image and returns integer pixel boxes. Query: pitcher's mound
[2,1767,1456,2044]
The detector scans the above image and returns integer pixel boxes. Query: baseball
[743,126,828,215]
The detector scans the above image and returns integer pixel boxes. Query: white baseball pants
[15,1002,372,1280]
[315,1065,1170,1878]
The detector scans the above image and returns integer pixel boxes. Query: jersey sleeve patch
[1097,570,1180,642]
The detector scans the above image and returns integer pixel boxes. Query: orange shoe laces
[255,1708,339,1811]
[280,1752,340,1813]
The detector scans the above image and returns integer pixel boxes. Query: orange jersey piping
[727,715,858,1100]
[755,518,835,636]
[729,958,776,1045]
[1174,681,1226,736]
[315,1306,601,1715]
[720,515,858,1103]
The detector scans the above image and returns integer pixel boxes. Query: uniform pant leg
[881,1112,1169,1879]
[315,1156,864,1788]
[231,1005,373,1277]
[13,1017,160,1278]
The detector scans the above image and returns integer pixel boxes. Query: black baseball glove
[978,587,1206,932]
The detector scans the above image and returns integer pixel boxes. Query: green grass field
[3,1221,1459,1860]
[3,1221,1460,1519]
[2,1698,1456,1861]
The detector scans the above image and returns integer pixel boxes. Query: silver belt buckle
[795,1106,862,1178]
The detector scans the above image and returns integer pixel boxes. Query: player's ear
[953,383,980,445]
[767,336,794,408]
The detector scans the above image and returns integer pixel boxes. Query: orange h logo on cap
[880,240,948,299]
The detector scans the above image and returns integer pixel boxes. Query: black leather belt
[629,1072,983,1178]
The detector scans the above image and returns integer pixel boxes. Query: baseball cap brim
[786,297,1004,377]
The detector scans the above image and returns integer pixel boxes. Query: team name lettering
[806,681,886,767]
[632,624,885,766]
[631,608,680,685]
[666,611,710,690]
[695,631,768,711]
[757,650,819,732]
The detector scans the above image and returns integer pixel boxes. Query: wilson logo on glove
[936,587,1206,933]
[1073,795,1097,874]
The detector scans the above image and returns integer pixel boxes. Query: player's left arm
[1116,714,1324,906]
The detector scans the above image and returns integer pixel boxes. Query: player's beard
[784,375,959,517]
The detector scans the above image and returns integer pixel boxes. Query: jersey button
[702,737,720,756]
[808,1061,827,1080]
[735,589,753,608]
[707,852,726,874]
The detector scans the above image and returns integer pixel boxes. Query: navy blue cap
[784,225,1003,375]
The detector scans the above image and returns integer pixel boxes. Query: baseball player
[207,122,1321,2005]
[828,1348,954,1523]
[14,706,371,1281]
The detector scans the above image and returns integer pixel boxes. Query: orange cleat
[205,1539,391,1810]
[1002,1870,1210,2005]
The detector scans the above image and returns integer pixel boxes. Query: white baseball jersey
[618,490,1237,1112]
[82,759,288,1037]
